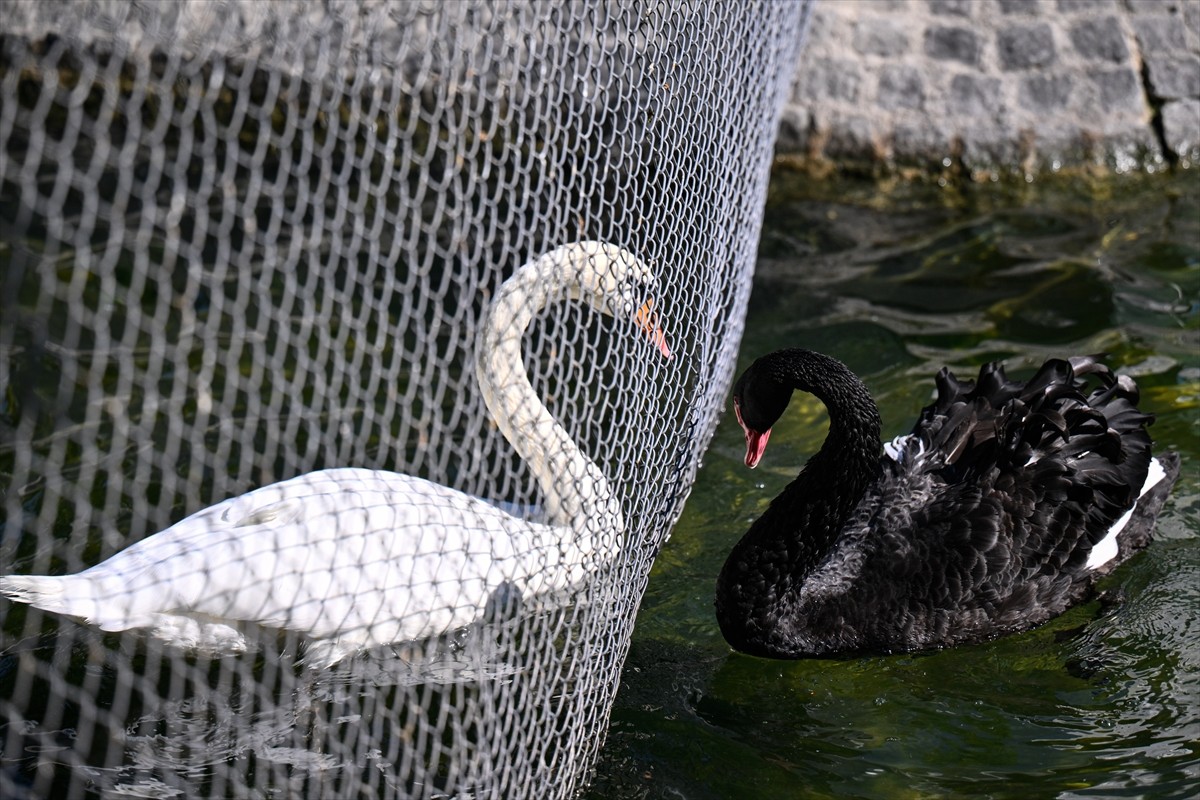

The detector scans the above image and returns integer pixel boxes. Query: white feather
[884,434,922,463]
[0,241,657,667]
[1085,456,1169,570]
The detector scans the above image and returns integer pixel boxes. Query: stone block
[802,9,837,52]
[1092,69,1143,110]
[854,19,911,58]
[1124,0,1182,14]
[1185,5,1200,46]
[1019,73,1073,111]
[1069,17,1129,62]
[891,121,949,162]
[797,57,865,104]
[775,106,813,154]
[823,113,879,159]
[1161,99,1200,160]
[957,126,1025,169]
[998,23,1057,70]
[1146,56,1200,100]
[1056,0,1118,11]
[856,0,911,11]
[928,0,973,17]
[998,0,1041,13]
[1131,17,1191,54]
[1100,129,1161,166]
[924,25,982,66]
[949,73,1004,118]
[877,67,926,110]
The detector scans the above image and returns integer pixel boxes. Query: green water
[588,171,1200,799]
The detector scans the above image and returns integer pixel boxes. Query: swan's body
[2,469,591,667]
[716,350,1180,659]
[1,241,670,667]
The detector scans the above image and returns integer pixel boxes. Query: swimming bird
[1,241,672,668]
[716,349,1179,659]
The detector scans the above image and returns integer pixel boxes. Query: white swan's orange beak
[734,398,770,469]
[634,298,672,360]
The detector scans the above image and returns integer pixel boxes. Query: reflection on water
[1,613,548,799]
[590,171,1200,799]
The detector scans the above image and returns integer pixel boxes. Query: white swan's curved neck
[476,247,624,534]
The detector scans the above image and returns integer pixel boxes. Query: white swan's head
[548,240,672,359]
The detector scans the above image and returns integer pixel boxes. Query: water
[588,170,1200,799]
[2,163,1195,797]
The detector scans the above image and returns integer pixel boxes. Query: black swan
[716,349,1180,659]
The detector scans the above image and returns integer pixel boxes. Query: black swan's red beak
[733,398,771,468]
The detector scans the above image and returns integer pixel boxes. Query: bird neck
[758,350,883,520]
[476,252,624,535]
[717,351,881,651]
[778,349,883,472]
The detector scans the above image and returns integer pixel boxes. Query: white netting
[0,1,809,797]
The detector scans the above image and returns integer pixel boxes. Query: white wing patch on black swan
[1086,455,1169,570]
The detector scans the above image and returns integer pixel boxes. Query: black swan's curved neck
[717,350,882,654]
[742,349,882,477]
[781,350,880,469]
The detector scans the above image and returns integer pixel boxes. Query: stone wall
[779,0,1200,173]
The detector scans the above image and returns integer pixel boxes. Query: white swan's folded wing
[0,468,585,655]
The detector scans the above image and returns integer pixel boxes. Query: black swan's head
[731,349,883,470]
[732,365,792,469]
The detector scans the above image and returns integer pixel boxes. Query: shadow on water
[589,170,1200,800]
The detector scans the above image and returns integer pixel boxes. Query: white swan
[0,241,671,668]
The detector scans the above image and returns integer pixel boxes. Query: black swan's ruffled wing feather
[837,358,1168,650]
[910,357,1153,555]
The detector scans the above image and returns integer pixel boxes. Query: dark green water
[589,171,1200,799]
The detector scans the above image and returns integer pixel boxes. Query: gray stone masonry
[779,0,1200,172]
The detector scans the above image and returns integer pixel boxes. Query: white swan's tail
[2,574,70,608]
[1,573,249,652]
[2,573,135,630]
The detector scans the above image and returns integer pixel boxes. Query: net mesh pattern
[0,2,809,797]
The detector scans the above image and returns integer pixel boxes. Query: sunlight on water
[590,171,1200,799]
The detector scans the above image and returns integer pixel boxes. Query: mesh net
[0,1,810,797]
